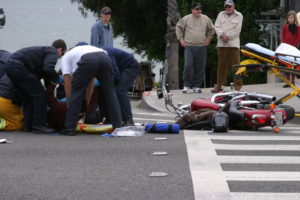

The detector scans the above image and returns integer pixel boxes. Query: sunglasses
[195,7,202,10]
[103,12,111,15]
[225,5,232,8]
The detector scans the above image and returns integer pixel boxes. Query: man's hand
[180,39,187,47]
[204,38,211,46]
[220,33,229,42]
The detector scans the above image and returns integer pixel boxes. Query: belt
[8,58,24,66]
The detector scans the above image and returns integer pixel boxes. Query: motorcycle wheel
[278,105,295,121]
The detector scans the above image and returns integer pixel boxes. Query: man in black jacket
[4,39,67,133]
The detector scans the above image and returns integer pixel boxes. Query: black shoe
[60,129,77,136]
[23,127,32,132]
[32,125,54,134]
[123,119,135,127]
[283,84,289,88]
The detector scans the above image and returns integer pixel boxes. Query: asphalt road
[0,99,300,200]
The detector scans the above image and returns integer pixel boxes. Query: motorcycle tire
[278,105,295,121]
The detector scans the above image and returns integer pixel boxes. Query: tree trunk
[166,41,179,89]
[165,0,180,89]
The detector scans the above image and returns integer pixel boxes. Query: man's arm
[176,18,187,47]
[90,22,103,48]
[85,78,95,105]
[63,74,72,100]
[205,17,215,46]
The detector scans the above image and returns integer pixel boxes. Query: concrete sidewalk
[141,83,300,124]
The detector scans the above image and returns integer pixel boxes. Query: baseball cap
[101,6,111,14]
[224,0,234,7]
[191,2,202,9]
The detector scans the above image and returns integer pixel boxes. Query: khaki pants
[216,47,242,89]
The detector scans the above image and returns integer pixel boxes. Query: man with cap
[176,2,215,94]
[211,0,243,93]
[91,6,114,48]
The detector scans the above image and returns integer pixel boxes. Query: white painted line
[231,193,300,200]
[133,117,174,123]
[209,135,300,140]
[218,156,300,164]
[225,171,300,181]
[134,112,173,116]
[214,144,300,150]
[184,130,230,200]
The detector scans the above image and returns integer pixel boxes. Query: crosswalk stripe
[214,144,300,150]
[230,193,300,200]
[219,156,300,164]
[209,135,300,140]
[224,171,300,181]
[185,128,300,196]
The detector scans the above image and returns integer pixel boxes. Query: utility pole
[164,0,180,89]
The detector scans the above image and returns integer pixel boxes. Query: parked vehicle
[0,8,6,27]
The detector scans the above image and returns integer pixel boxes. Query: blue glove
[94,79,101,87]
[58,97,67,103]
[55,75,64,84]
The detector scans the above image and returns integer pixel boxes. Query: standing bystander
[211,0,243,93]
[90,6,114,48]
[176,2,215,93]
[281,10,300,87]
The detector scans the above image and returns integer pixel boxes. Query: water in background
[0,0,161,81]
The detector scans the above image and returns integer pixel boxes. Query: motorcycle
[157,84,295,132]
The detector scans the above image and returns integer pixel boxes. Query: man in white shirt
[60,45,122,136]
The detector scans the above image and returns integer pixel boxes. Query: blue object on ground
[145,123,180,134]
[102,133,115,138]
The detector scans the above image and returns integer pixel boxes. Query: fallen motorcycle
[157,84,295,132]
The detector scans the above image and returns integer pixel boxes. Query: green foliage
[71,0,279,86]
[71,0,167,61]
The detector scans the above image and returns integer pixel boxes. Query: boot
[211,85,223,93]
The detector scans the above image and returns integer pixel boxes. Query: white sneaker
[182,86,190,93]
[193,87,202,93]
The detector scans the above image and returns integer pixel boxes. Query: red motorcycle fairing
[191,98,220,112]
[241,108,288,128]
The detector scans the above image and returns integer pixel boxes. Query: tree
[71,0,279,87]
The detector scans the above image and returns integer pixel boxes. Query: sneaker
[192,87,202,93]
[182,86,190,93]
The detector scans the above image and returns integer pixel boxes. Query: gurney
[234,43,300,117]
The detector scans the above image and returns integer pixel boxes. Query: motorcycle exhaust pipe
[247,93,276,101]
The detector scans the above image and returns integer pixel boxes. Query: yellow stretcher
[234,43,300,117]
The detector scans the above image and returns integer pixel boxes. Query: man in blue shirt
[90,6,114,48]
[4,39,67,133]
[104,47,140,126]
